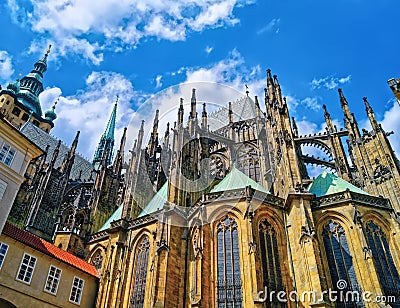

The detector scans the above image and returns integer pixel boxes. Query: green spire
[16,45,52,116]
[93,97,118,169]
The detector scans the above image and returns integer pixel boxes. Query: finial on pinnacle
[46,44,52,56]
[245,84,249,96]
[115,95,119,104]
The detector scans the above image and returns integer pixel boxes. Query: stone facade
[4,63,400,307]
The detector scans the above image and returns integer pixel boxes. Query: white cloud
[40,71,147,159]
[8,0,250,64]
[378,99,400,156]
[311,75,351,90]
[257,18,280,35]
[205,46,213,55]
[155,75,163,89]
[0,51,15,81]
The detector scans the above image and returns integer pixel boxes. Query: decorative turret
[93,98,117,170]
[44,99,58,124]
[178,98,184,125]
[323,104,335,133]
[17,45,52,116]
[190,88,197,119]
[201,103,207,129]
[363,97,379,130]
[7,79,20,94]
[266,69,275,103]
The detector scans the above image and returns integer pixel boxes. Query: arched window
[131,236,150,308]
[74,213,85,234]
[365,221,400,304]
[91,250,103,271]
[322,220,362,307]
[259,219,285,306]
[63,209,74,231]
[237,144,260,182]
[216,216,242,307]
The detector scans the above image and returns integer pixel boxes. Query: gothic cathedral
[3,50,400,307]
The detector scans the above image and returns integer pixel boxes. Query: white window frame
[0,242,9,270]
[69,276,84,305]
[16,253,37,284]
[0,142,16,166]
[44,265,62,295]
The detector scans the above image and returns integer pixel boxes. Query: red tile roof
[2,222,99,278]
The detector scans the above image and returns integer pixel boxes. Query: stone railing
[312,189,390,209]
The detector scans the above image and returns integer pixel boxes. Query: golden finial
[46,44,52,55]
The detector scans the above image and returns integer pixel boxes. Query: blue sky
[0,0,399,164]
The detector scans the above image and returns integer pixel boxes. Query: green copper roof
[98,181,169,231]
[210,166,269,193]
[308,171,369,197]
[98,205,123,232]
[138,181,168,217]
[104,102,117,142]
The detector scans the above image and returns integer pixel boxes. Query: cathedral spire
[178,98,184,125]
[338,88,352,120]
[93,98,117,169]
[363,97,379,130]
[16,45,52,116]
[113,127,127,173]
[190,88,197,119]
[266,69,275,103]
[60,131,80,174]
[201,103,208,130]
[323,104,335,133]
[137,120,145,153]
[148,110,160,155]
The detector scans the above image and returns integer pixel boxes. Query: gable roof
[2,222,98,278]
[20,122,93,181]
[210,166,269,193]
[98,181,168,231]
[308,171,369,197]
[138,181,168,217]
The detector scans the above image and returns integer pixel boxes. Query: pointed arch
[215,215,243,307]
[90,249,104,271]
[236,143,260,183]
[130,235,151,308]
[365,220,400,303]
[258,219,285,294]
[321,220,362,307]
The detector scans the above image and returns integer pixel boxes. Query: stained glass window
[322,220,363,308]
[236,144,260,183]
[366,221,400,306]
[259,219,285,307]
[131,236,150,308]
[216,216,243,307]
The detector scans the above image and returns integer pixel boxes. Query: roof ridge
[3,222,98,277]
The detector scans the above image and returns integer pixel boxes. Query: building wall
[0,117,43,233]
[0,233,98,308]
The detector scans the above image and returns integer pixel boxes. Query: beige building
[0,222,98,308]
[0,115,43,233]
